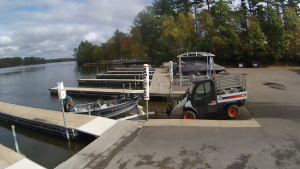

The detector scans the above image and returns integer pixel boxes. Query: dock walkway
[149,68,171,96]
[107,70,154,74]
[49,87,143,97]
[78,79,143,84]
[96,74,152,79]
[0,144,45,169]
[0,102,119,137]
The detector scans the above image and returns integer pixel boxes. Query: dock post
[129,83,131,90]
[88,105,91,116]
[169,61,173,94]
[61,100,70,140]
[79,72,81,79]
[123,84,125,99]
[143,64,150,121]
[138,74,140,85]
[11,125,21,154]
[107,66,108,72]
[135,76,136,86]
[51,77,53,87]
[97,67,98,74]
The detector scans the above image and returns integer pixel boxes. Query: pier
[0,144,45,169]
[78,79,144,84]
[49,87,143,97]
[96,74,153,79]
[0,101,120,137]
[107,70,154,74]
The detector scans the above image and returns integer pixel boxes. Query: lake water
[0,61,170,168]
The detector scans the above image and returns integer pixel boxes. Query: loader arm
[165,89,190,116]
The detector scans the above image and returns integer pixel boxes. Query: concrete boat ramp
[0,101,260,168]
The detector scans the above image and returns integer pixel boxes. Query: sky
[0,0,152,59]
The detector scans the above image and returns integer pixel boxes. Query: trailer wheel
[182,111,196,120]
[226,105,240,119]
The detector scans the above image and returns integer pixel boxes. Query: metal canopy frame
[177,52,215,86]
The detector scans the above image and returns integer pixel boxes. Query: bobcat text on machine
[165,52,247,119]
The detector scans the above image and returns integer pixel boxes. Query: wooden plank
[0,102,96,129]
[49,87,143,94]
[78,79,144,84]
[0,144,24,169]
[149,68,170,95]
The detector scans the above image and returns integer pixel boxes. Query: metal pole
[135,76,136,86]
[79,72,81,79]
[139,74,140,85]
[129,83,131,90]
[97,67,98,74]
[11,125,21,154]
[88,105,91,116]
[207,56,209,77]
[123,84,125,99]
[107,66,108,72]
[179,56,182,86]
[146,100,149,121]
[51,77,53,87]
[61,100,70,140]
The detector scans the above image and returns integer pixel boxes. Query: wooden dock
[49,87,143,97]
[107,70,154,74]
[149,68,171,96]
[0,101,119,137]
[0,144,45,169]
[78,79,143,84]
[96,74,153,79]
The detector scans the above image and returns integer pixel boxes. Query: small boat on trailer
[68,97,140,119]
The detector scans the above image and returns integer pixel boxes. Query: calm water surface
[0,61,169,168]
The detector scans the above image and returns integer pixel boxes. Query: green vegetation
[74,0,300,65]
[0,57,75,68]
[0,57,45,68]
[46,58,75,63]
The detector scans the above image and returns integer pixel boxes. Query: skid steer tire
[226,105,240,119]
[182,111,196,120]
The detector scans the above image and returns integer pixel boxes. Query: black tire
[226,105,240,119]
[182,111,196,120]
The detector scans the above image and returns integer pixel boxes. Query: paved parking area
[95,68,300,169]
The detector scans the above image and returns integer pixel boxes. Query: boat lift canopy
[177,52,215,86]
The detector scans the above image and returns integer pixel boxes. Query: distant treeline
[0,57,45,68]
[74,0,300,66]
[0,57,75,68]
[46,58,75,63]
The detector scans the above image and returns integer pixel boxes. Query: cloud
[0,0,152,59]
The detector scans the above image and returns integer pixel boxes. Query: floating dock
[49,87,143,97]
[96,74,153,79]
[107,70,154,74]
[77,79,144,84]
[0,144,45,169]
[149,68,172,97]
[0,101,121,138]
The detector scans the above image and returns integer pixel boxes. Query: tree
[73,41,97,65]
[130,27,148,60]
[244,17,267,62]
[284,7,300,62]
[161,12,195,57]
[258,5,287,62]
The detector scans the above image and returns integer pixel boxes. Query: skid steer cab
[165,77,247,119]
